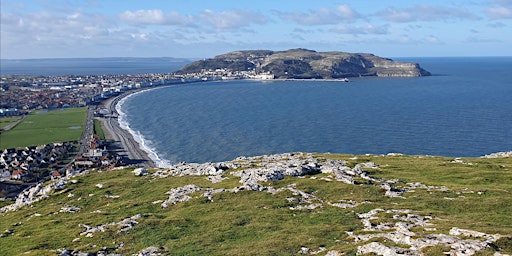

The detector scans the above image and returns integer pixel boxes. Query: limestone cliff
[178,48,431,79]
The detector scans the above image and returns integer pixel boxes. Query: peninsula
[178,48,431,79]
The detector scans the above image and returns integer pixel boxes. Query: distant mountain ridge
[178,48,431,79]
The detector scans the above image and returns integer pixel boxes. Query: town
[0,69,274,200]
[0,69,274,113]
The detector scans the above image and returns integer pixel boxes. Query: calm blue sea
[118,57,512,166]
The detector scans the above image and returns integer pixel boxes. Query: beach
[99,90,156,168]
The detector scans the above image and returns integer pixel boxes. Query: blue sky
[1,0,511,59]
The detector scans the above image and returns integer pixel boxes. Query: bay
[120,57,512,165]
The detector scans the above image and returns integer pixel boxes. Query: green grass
[0,107,87,149]
[0,154,511,255]
[0,116,23,130]
[93,119,106,141]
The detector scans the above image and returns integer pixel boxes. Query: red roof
[12,170,23,176]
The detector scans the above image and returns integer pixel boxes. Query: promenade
[100,92,155,168]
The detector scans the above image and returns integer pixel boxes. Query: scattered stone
[206,174,225,183]
[161,185,202,208]
[451,158,474,165]
[202,188,226,202]
[79,214,141,236]
[351,208,501,256]
[355,162,378,169]
[133,167,148,176]
[1,152,505,256]
[137,246,165,256]
[12,221,23,226]
[59,206,80,213]
[328,200,361,209]
[0,180,56,213]
[298,246,326,255]
[358,242,415,256]
[325,250,343,256]
[57,248,71,256]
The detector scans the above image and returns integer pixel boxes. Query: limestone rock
[161,185,202,208]
[133,167,148,176]
[481,151,512,158]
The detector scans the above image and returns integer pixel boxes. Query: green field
[0,153,510,255]
[0,107,87,149]
[93,119,106,141]
[0,116,23,130]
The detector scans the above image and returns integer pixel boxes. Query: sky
[1,0,512,59]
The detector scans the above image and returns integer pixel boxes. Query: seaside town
[0,69,274,200]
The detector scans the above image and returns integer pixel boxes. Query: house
[50,170,61,179]
[10,170,24,180]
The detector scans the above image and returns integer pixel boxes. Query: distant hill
[177,48,431,79]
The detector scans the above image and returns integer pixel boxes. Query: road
[77,106,95,156]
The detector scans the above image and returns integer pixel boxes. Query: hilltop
[1,152,511,255]
[177,49,431,79]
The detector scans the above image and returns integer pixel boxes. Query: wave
[115,90,173,168]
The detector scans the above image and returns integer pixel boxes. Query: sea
[114,57,512,166]
[3,57,511,166]
[0,57,190,76]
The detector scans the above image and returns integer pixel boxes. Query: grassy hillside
[0,107,87,149]
[0,153,510,255]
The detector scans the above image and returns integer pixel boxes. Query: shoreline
[99,88,159,168]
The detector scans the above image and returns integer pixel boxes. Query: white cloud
[116,8,266,31]
[486,6,512,19]
[337,4,360,20]
[118,9,194,26]
[275,4,360,26]
[197,9,267,30]
[376,4,479,22]
[119,9,166,25]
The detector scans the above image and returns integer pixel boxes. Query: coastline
[99,89,157,168]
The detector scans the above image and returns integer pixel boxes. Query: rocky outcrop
[78,214,141,237]
[481,151,512,158]
[350,208,502,256]
[0,179,65,213]
[177,48,431,79]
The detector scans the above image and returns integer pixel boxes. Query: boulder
[133,167,148,176]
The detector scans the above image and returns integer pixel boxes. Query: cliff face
[178,48,431,79]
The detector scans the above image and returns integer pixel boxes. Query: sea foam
[116,90,173,168]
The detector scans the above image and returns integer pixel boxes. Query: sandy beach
[99,90,156,168]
